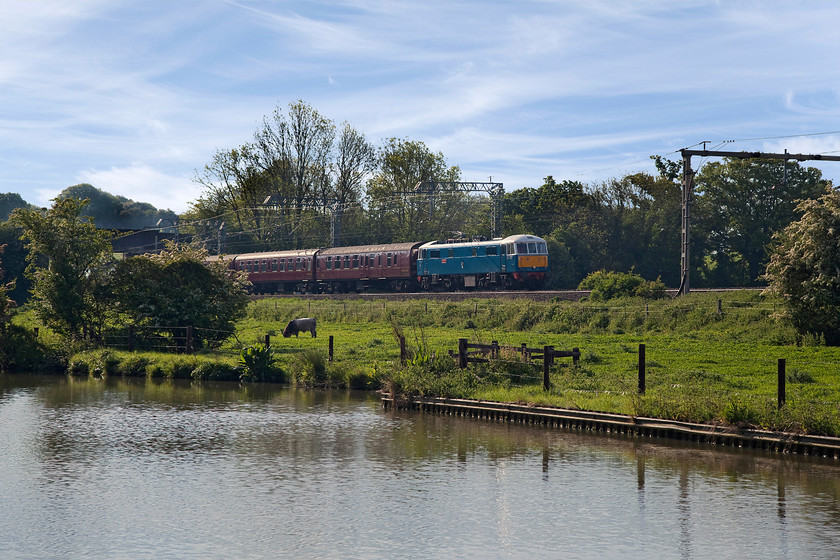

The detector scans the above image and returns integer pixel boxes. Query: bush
[578,270,666,301]
[191,361,240,381]
[239,343,276,382]
[117,355,151,377]
[293,349,328,387]
[765,190,840,345]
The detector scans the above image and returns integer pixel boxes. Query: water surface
[1,374,839,559]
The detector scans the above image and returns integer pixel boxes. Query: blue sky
[2,0,839,213]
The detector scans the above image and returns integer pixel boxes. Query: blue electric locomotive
[416,234,548,290]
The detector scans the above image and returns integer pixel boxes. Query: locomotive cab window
[517,242,528,254]
[448,248,454,258]
[528,242,537,254]
[472,247,477,257]
[487,246,498,256]
[538,242,547,253]
[430,249,440,259]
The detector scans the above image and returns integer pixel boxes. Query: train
[216,233,549,294]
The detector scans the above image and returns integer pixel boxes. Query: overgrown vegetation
[577,270,666,301]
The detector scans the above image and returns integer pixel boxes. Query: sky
[1,0,839,214]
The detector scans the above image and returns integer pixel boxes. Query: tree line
[1,98,839,356]
[185,100,833,290]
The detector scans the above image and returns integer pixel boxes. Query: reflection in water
[1,374,839,559]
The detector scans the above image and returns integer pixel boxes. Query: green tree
[365,138,462,242]
[764,190,840,345]
[0,193,32,222]
[11,198,113,339]
[0,223,31,304]
[694,158,830,285]
[105,243,249,348]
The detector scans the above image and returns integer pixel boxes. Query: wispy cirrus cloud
[1,0,838,212]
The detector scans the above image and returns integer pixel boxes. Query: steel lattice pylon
[411,181,505,238]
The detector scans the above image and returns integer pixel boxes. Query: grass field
[17,289,840,436]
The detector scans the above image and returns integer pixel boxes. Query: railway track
[254,287,764,302]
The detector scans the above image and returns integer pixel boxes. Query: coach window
[394,254,398,266]
[326,256,332,270]
[352,255,359,268]
[472,247,477,257]
[335,257,341,270]
[369,254,374,267]
[386,253,392,267]
[344,255,350,269]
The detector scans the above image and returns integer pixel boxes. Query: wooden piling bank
[381,395,840,459]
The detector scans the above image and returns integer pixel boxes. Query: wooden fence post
[778,358,786,409]
[264,334,270,348]
[572,347,579,366]
[400,335,407,365]
[638,343,646,395]
[186,325,194,354]
[458,338,468,369]
[491,340,499,359]
[717,299,723,315]
[329,335,334,362]
[543,346,553,391]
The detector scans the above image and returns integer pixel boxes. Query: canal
[1,374,839,559]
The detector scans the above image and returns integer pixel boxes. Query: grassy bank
[233,292,840,436]
[17,290,840,436]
